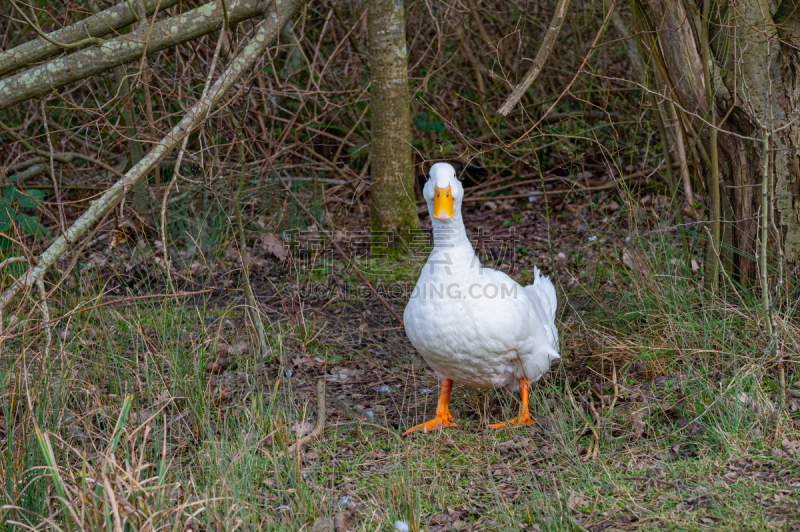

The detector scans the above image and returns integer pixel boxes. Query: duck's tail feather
[527,266,557,324]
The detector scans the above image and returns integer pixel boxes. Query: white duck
[403,162,559,435]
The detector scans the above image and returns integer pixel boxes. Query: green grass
[1,238,799,532]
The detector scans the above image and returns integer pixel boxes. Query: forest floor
[2,183,800,531]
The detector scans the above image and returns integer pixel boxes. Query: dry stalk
[700,0,720,293]
[273,380,326,460]
[671,105,697,221]
[39,100,65,234]
[36,278,51,359]
[568,387,599,462]
[229,109,269,358]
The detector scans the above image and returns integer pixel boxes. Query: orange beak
[433,184,454,221]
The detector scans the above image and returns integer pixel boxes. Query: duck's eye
[436,193,440,198]
[446,193,450,198]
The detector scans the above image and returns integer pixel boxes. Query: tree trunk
[632,0,800,285]
[367,0,420,247]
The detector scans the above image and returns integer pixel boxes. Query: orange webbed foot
[402,415,456,436]
[403,378,457,436]
[488,413,535,430]
[490,378,536,430]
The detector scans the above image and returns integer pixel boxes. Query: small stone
[376,385,391,393]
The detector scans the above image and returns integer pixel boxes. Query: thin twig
[40,100,66,234]
[36,278,52,359]
[497,0,572,115]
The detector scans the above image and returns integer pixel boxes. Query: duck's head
[423,162,463,223]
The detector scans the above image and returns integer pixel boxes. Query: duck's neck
[430,212,475,262]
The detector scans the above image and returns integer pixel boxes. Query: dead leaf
[233,340,249,355]
[541,445,558,459]
[496,438,533,454]
[310,517,333,532]
[622,249,634,269]
[110,229,127,248]
[291,421,315,438]
[772,448,788,460]
[691,259,700,272]
[430,508,463,526]
[89,252,107,268]
[333,511,355,532]
[567,492,590,513]
[259,233,288,261]
[631,412,646,438]
[206,356,235,373]
[781,438,800,456]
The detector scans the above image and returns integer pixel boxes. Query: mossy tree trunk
[367,0,420,248]
[630,0,800,286]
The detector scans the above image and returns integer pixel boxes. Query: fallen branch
[296,381,326,448]
[0,0,180,77]
[497,0,572,116]
[0,0,307,308]
[270,380,327,460]
[0,0,271,110]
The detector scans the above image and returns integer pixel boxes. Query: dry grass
[1,204,799,531]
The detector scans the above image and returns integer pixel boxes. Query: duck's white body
[404,163,559,392]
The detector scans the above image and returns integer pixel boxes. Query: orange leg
[403,378,457,436]
[489,378,535,429]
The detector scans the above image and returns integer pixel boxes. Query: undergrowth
[1,232,799,531]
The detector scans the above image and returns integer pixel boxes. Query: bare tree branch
[0,0,179,77]
[0,0,269,110]
[0,0,308,309]
[497,0,572,116]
